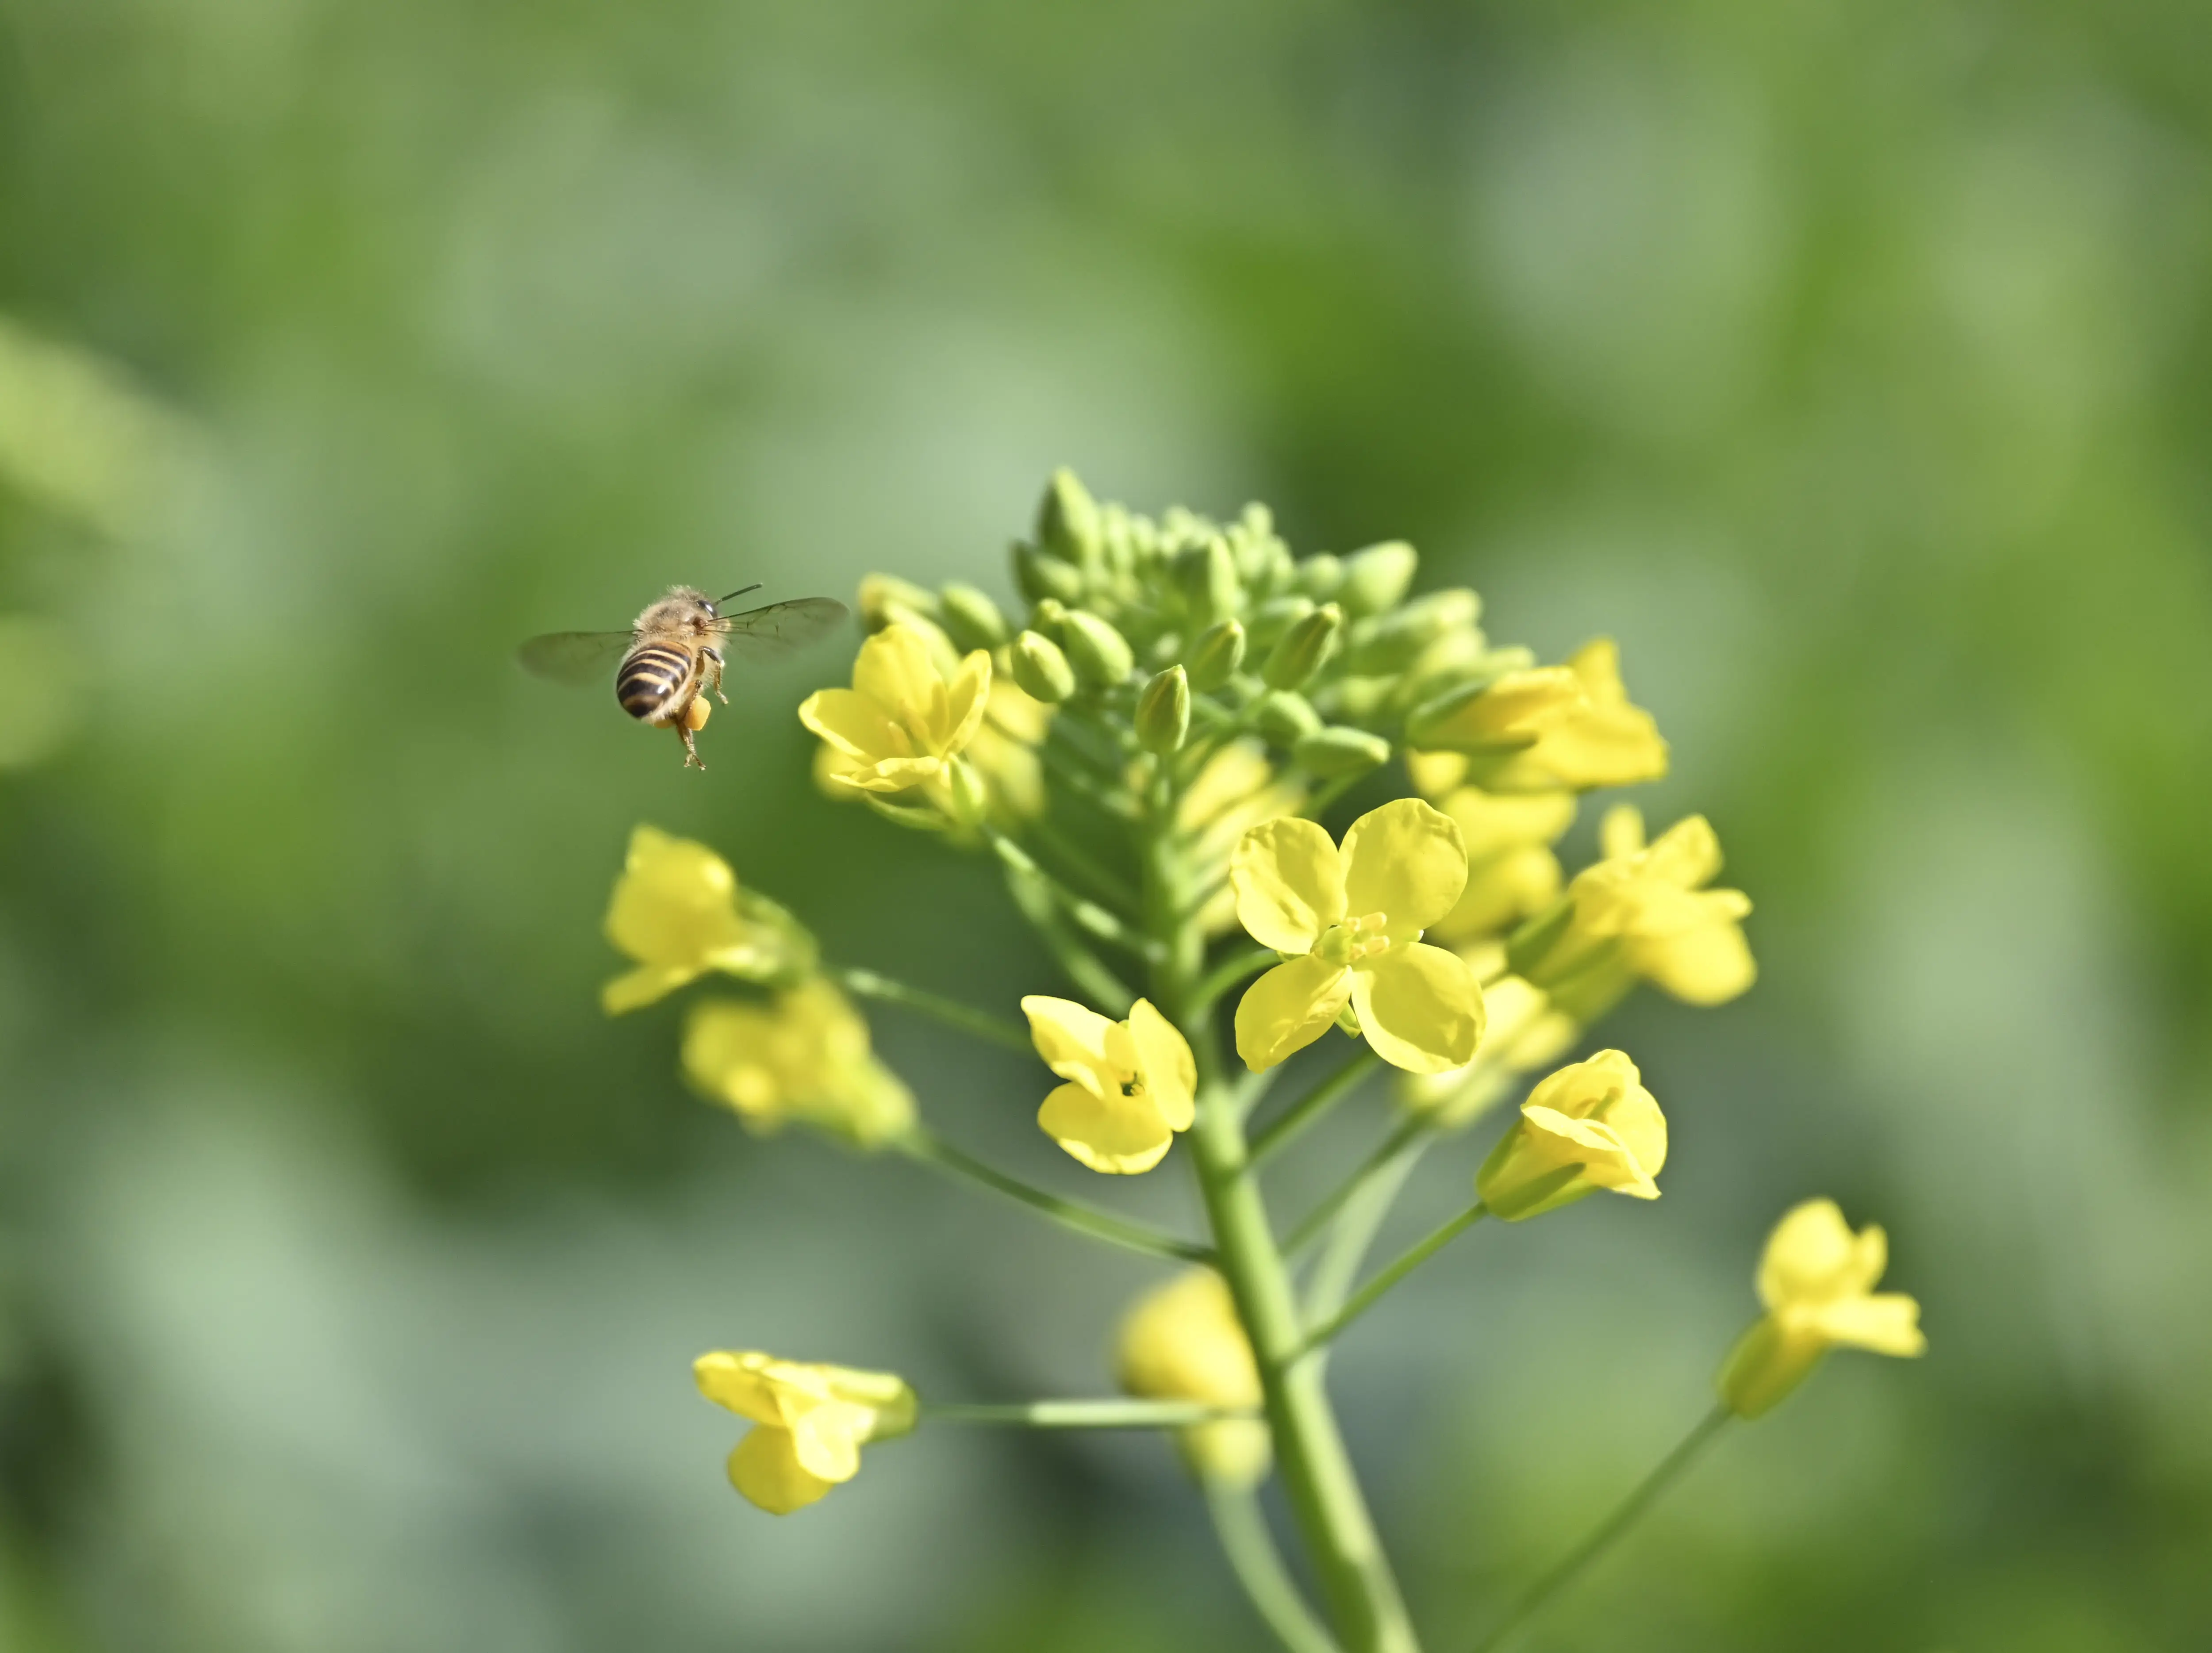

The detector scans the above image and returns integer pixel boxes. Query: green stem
[828,966,1030,1053]
[1203,1476,1345,1653]
[1471,1406,1733,1653]
[1295,1204,1486,1358]
[1287,1117,1434,1254]
[990,830,1161,961]
[1142,774,1422,1653]
[1193,943,1282,1017]
[923,1399,1251,1429]
[898,1130,1210,1265]
[1250,1049,1382,1166]
[1023,816,1139,913]
[1002,861,1136,1013]
[1299,1138,1428,1330]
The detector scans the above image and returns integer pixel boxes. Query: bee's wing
[516,629,634,686]
[716,597,851,660]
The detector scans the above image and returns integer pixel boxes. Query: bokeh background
[3,2,2209,1649]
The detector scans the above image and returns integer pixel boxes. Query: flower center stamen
[1316,911,1393,966]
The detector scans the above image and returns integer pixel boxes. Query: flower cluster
[577,471,1922,1653]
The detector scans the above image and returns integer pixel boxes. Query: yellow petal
[854,625,941,720]
[1641,815,1724,889]
[1518,1105,1660,1198]
[1349,943,1484,1073]
[1758,1200,1888,1309]
[1439,787,1577,860]
[601,962,699,1015]
[695,1350,789,1425]
[728,1427,837,1514]
[938,649,993,756]
[681,1000,785,1120]
[783,1400,869,1483]
[1632,905,1757,1005]
[1802,1293,1926,1357]
[1598,803,1647,861]
[1126,998,1197,1131]
[798,687,908,764]
[1340,798,1468,939]
[1233,956,1353,1071]
[1231,818,1346,952]
[605,826,747,967]
[1021,995,1121,1097]
[1567,637,1631,705]
[1038,1081,1175,1174]
[1440,667,1587,750]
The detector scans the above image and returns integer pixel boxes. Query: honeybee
[518,584,847,769]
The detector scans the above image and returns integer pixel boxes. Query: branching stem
[898,1129,1210,1265]
[1294,1204,1486,1358]
[828,965,1030,1053]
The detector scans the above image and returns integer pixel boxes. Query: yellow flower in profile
[1533,807,1755,1011]
[694,1351,917,1515]
[601,825,811,1014]
[1410,639,1667,793]
[683,979,916,1148]
[1718,1200,1926,1419]
[1475,1049,1667,1221]
[1429,786,1577,943]
[798,623,991,796]
[1230,799,1485,1073]
[1021,996,1196,1173]
[1182,740,1306,936]
[1117,1269,1268,1487]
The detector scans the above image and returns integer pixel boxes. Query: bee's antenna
[716,582,764,606]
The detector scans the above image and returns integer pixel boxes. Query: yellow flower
[683,979,916,1148]
[601,825,812,1014]
[1230,798,1485,1073]
[1182,740,1306,937]
[1117,1269,1269,1487]
[1718,1200,1926,1419]
[1529,807,1755,1012]
[1410,639,1667,793]
[1397,972,1579,1130]
[1475,1049,1667,1221]
[694,1351,917,1515]
[799,623,992,797]
[1429,786,1577,943]
[1021,995,1196,1173]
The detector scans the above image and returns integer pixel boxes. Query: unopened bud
[1346,587,1481,673]
[1248,594,1316,649]
[945,755,991,828]
[1061,610,1136,689]
[1176,537,1242,627]
[1337,541,1418,616]
[1294,554,1344,600]
[1136,666,1191,753]
[1035,468,1102,568]
[1014,542,1086,607]
[857,574,940,631]
[1293,725,1391,777]
[938,583,1010,652]
[1251,690,1323,746]
[1011,630,1077,704]
[1187,619,1247,691]
[1262,601,1343,691]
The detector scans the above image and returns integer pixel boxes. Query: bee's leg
[706,648,729,705]
[676,719,705,770]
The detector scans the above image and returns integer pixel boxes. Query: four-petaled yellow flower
[1411,639,1667,793]
[1231,798,1485,1073]
[1429,786,1578,943]
[1117,1269,1269,1487]
[1717,1200,1925,1419]
[695,1350,917,1515]
[683,979,916,1148]
[1530,806,1755,1013]
[800,622,991,798]
[1476,1049,1667,1221]
[1022,996,1197,1173]
[601,825,811,1014]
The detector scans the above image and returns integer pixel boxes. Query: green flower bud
[1136,665,1190,753]
[1248,594,1317,648]
[1176,537,1242,627]
[857,574,941,630]
[1014,542,1086,607]
[937,583,1009,652]
[1294,554,1344,600]
[1345,587,1482,674]
[1294,726,1392,777]
[1010,629,1077,703]
[1261,601,1343,691]
[945,755,991,828]
[1251,690,1323,746]
[1061,610,1136,689]
[1337,541,1418,616]
[1035,468,1102,568]
[1187,619,1247,691]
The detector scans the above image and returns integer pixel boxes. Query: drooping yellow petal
[728,1427,837,1514]
[1340,798,1468,940]
[1234,955,1353,1071]
[1799,1293,1926,1357]
[1231,818,1346,953]
[1038,1081,1177,1174]
[1021,995,1121,1098]
[1126,998,1197,1132]
[1348,943,1484,1073]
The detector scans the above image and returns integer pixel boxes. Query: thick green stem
[923,1399,1250,1429]
[1142,780,1422,1653]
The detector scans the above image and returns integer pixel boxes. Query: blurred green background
[2,2,2208,1649]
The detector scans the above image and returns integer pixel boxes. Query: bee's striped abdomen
[616,643,696,722]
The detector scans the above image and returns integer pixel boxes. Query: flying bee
[518,584,848,769]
